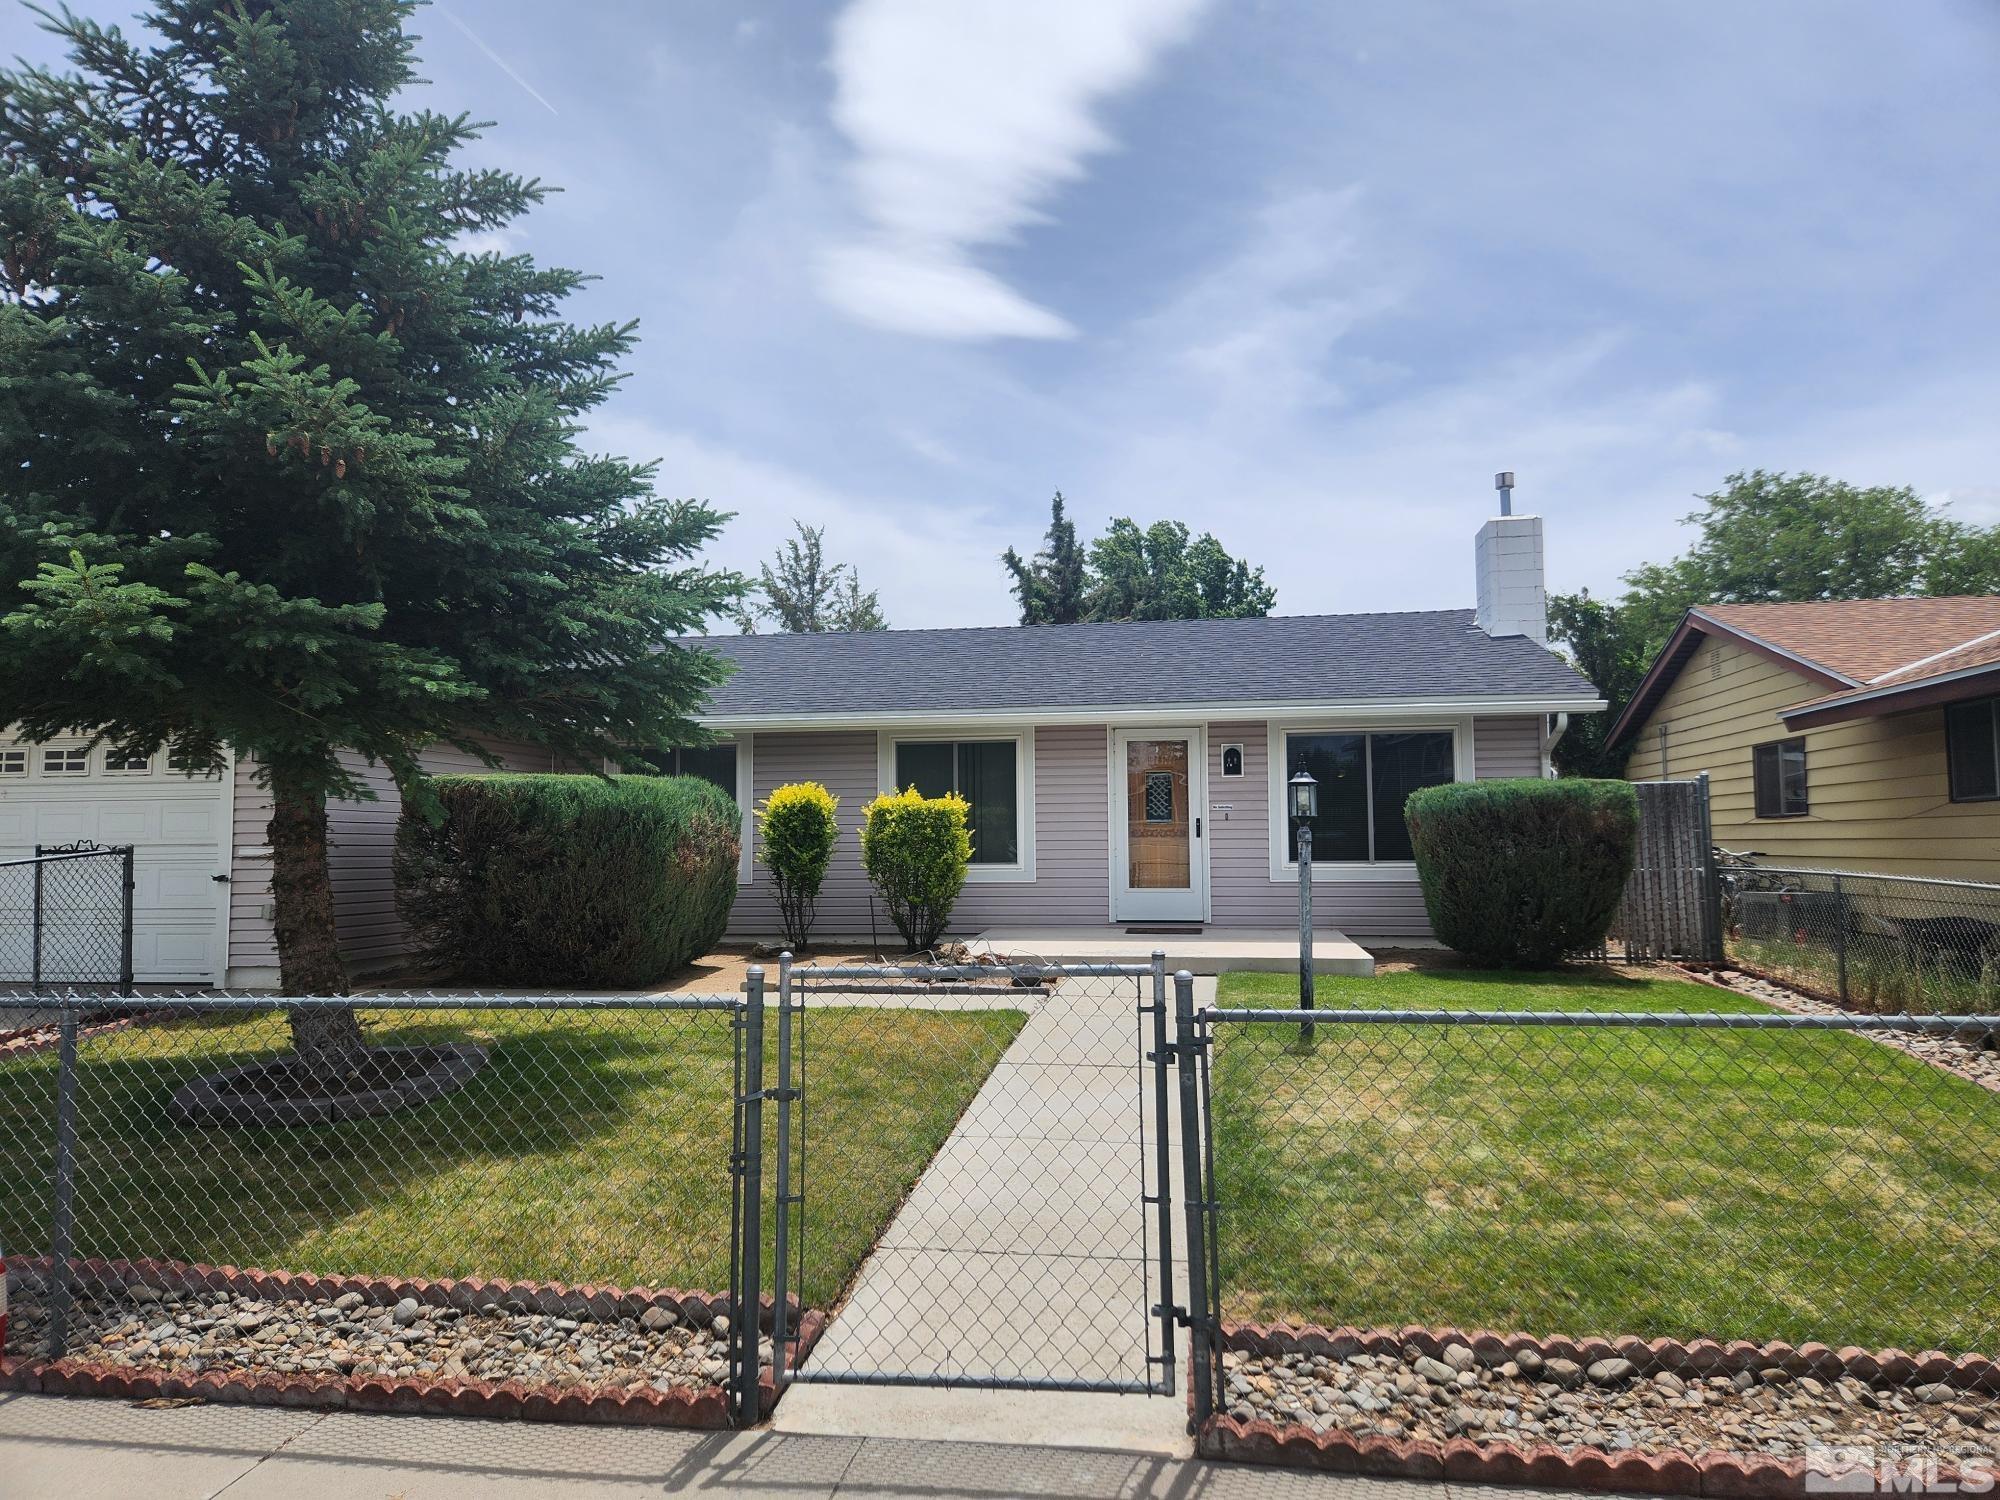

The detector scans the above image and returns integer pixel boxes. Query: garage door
[0,738,229,985]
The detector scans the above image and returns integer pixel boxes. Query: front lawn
[1211,967,2000,1354]
[0,1003,1021,1308]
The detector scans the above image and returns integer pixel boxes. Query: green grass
[1211,967,2000,1354]
[0,1004,1021,1307]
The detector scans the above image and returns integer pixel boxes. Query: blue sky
[13,1,2000,627]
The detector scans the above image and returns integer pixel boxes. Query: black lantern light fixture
[1287,766,1319,822]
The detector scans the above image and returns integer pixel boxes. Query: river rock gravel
[2,1283,757,1392]
[1222,1343,2000,1468]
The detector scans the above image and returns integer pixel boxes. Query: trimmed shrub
[860,788,971,952]
[394,773,740,986]
[758,781,840,951]
[1405,778,1638,967]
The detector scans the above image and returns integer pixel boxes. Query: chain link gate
[759,953,1186,1399]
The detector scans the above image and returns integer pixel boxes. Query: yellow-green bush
[757,781,840,950]
[860,788,971,952]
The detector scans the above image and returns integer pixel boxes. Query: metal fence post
[1695,772,1723,965]
[1173,969,1217,1431]
[46,1008,79,1357]
[1147,951,1177,1396]
[30,847,45,996]
[770,952,794,1389]
[119,845,137,997]
[731,966,767,1427]
[1297,823,1315,1045]
[1832,873,1849,1003]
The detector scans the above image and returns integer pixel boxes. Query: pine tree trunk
[266,765,362,1079]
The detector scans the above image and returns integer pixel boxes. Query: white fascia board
[698,695,1608,733]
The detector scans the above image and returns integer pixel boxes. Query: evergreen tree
[1002,492,1087,624]
[0,1,740,1073]
[748,521,885,632]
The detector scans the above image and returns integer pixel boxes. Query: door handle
[1195,817,1202,838]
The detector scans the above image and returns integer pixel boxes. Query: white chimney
[1474,472,1546,643]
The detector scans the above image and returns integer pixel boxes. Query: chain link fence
[0,991,763,1415]
[1724,865,2000,1014]
[0,846,134,1033]
[1188,1000,2000,1484]
[770,953,1178,1396]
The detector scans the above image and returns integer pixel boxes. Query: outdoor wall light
[1287,766,1319,822]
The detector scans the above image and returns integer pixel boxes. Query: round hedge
[394,773,740,986]
[1405,778,1638,967]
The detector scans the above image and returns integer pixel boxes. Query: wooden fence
[1597,776,1723,964]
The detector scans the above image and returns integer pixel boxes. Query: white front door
[1111,728,1207,922]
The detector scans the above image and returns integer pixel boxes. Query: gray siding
[228,739,556,980]
[1473,715,1547,779]
[726,725,1117,938]
[950,724,1110,927]
[1205,722,1431,938]
[728,730,880,938]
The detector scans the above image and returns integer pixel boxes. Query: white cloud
[588,415,1023,629]
[817,0,1210,340]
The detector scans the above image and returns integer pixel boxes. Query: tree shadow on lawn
[0,1004,1024,1307]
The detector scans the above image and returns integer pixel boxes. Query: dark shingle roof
[685,610,1599,720]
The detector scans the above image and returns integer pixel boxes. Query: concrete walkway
[774,975,1214,1454]
[0,1389,1621,1498]
[973,928,1374,976]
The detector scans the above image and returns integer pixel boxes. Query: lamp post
[1288,766,1318,1044]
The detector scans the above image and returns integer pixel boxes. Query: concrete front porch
[967,925,1374,976]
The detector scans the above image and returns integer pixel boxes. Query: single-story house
[1,510,1602,986]
[693,511,1601,944]
[1608,595,2000,881]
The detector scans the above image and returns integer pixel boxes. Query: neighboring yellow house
[1610,597,2000,881]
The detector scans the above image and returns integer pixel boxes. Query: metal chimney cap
[1494,471,1515,491]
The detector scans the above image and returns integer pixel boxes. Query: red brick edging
[1198,1321,1999,1497]
[1,1255,823,1427]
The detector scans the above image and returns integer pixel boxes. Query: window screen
[1947,699,2000,803]
[673,744,738,799]
[1752,739,1809,817]
[894,739,1020,865]
[1284,731,1453,862]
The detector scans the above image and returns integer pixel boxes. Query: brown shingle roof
[1697,597,2000,683]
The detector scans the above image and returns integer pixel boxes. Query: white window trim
[103,750,154,776]
[876,727,1036,884]
[1266,716,1472,883]
[43,746,89,776]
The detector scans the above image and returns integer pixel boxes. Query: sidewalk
[0,1389,1610,1498]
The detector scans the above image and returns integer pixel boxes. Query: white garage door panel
[0,741,228,985]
